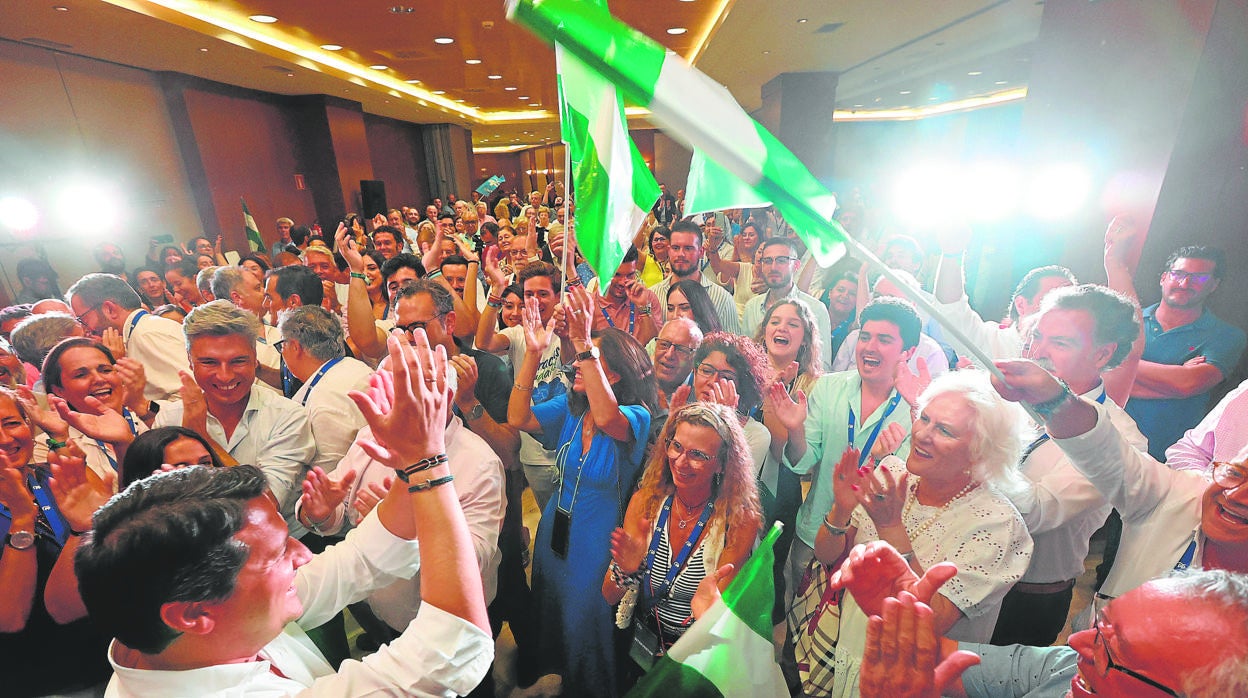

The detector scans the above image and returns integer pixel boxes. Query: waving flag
[241,198,263,253]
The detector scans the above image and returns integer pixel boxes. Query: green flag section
[556,37,660,285]
[625,523,787,698]
[241,198,263,253]
[507,0,844,268]
[684,148,770,217]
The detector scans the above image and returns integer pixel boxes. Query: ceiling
[0,0,1044,149]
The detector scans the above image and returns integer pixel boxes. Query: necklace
[673,493,711,530]
[902,478,979,542]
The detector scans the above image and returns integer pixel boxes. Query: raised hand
[830,541,960,618]
[869,422,908,463]
[668,384,692,412]
[16,387,68,441]
[348,331,450,467]
[895,357,930,408]
[767,383,807,432]
[178,371,209,437]
[47,440,115,533]
[115,358,148,415]
[609,514,652,575]
[832,445,866,509]
[452,233,479,263]
[856,465,908,530]
[521,297,556,354]
[371,213,387,230]
[705,378,739,410]
[49,395,134,445]
[300,466,357,526]
[860,591,980,698]
[424,226,448,271]
[336,223,365,273]
[934,223,973,257]
[0,467,37,522]
[450,354,480,411]
[624,279,649,306]
[353,478,391,519]
[565,284,595,344]
[483,246,507,291]
[691,563,734,621]
[100,327,126,359]
[990,359,1065,405]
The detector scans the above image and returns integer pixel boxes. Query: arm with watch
[565,284,633,441]
[0,466,39,633]
[44,441,116,624]
[452,354,520,472]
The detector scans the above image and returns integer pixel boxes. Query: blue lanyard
[600,302,635,334]
[1020,389,1108,461]
[26,470,68,545]
[123,309,149,344]
[643,494,715,602]
[848,391,903,467]
[299,357,343,406]
[1173,536,1198,572]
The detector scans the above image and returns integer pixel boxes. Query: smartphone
[550,507,571,559]
[150,234,174,244]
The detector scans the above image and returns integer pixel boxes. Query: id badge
[550,506,571,559]
[629,619,662,671]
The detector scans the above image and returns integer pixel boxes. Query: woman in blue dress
[508,284,658,697]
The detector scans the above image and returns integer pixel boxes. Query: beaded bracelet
[350,271,367,281]
[407,474,455,493]
[609,560,643,589]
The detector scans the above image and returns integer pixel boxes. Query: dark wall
[364,114,429,211]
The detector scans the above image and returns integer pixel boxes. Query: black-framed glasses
[1091,605,1182,697]
[655,339,695,357]
[272,339,287,353]
[695,362,737,383]
[1166,269,1212,285]
[666,437,715,465]
[74,304,103,327]
[396,316,445,336]
[759,255,796,266]
[1212,461,1247,490]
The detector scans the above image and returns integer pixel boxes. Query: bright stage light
[1025,163,1092,220]
[58,181,124,232]
[890,162,963,226]
[0,196,39,232]
[961,161,1022,223]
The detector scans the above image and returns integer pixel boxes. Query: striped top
[643,520,710,643]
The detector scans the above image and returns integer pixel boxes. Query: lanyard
[555,415,588,513]
[1020,389,1108,461]
[26,470,68,545]
[643,494,715,602]
[1173,536,1198,572]
[848,391,903,467]
[299,357,343,406]
[600,302,635,334]
[123,309,149,344]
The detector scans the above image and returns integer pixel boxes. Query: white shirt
[155,384,315,534]
[1055,401,1211,599]
[31,415,149,488]
[501,324,565,466]
[1006,384,1148,583]
[742,286,832,371]
[291,357,373,475]
[933,294,1024,367]
[104,513,493,697]
[831,329,951,378]
[295,417,504,631]
[122,308,190,402]
[1166,377,1248,474]
[256,323,283,373]
[649,271,742,334]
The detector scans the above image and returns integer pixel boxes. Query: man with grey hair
[653,316,704,411]
[66,272,188,401]
[277,305,373,475]
[196,266,218,303]
[154,300,315,535]
[10,312,82,378]
[213,266,283,388]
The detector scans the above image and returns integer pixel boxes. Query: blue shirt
[1126,304,1246,460]
[960,642,1077,698]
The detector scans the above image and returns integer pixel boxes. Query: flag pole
[560,146,573,304]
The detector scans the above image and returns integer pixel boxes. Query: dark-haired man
[371,225,404,261]
[1127,246,1245,460]
[588,247,660,345]
[743,237,830,369]
[648,219,741,333]
[76,336,492,696]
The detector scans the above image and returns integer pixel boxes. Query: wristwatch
[6,530,35,551]
[574,345,600,362]
[464,402,485,421]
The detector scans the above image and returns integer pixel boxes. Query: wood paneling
[364,115,429,210]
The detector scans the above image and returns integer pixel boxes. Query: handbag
[786,556,843,696]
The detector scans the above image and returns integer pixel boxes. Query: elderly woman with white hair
[813,370,1034,697]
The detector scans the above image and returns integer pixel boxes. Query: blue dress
[530,394,650,697]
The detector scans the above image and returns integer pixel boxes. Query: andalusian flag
[626,523,787,697]
[555,7,660,284]
[508,0,845,267]
[241,198,263,253]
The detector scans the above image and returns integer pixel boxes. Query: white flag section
[683,148,771,217]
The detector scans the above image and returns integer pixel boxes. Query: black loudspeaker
[360,180,387,218]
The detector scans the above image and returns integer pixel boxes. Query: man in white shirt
[76,334,492,697]
[648,220,742,334]
[277,305,373,475]
[1166,376,1248,475]
[154,301,315,536]
[742,237,831,369]
[213,266,283,390]
[66,273,189,402]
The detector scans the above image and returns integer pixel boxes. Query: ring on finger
[874,493,886,501]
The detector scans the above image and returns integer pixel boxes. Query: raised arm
[0,467,38,632]
[339,224,388,360]
[474,247,512,354]
[507,297,553,434]
[566,285,632,441]
[1101,215,1145,406]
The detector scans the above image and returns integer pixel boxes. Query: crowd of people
[1,185,1247,698]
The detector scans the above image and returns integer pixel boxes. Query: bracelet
[407,474,455,493]
[637,304,652,316]
[45,436,68,450]
[487,295,504,308]
[404,453,449,476]
[822,517,850,537]
[350,271,367,281]
[303,509,334,533]
[1027,377,1073,418]
[513,384,534,392]
[609,560,643,589]
[566,275,583,288]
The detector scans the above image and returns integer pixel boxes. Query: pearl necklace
[673,493,711,530]
[902,478,979,542]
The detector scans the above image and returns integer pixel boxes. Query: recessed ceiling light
[320,44,343,51]
[434,37,455,45]
[248,15,278,23]
[530,103,540,107]
[370,64,389,70]
[466,59,482,65]
[389,5,415,13]
[518,96,529,100]
[762,50,770,55]
[667,27,687,35]
[53,5,69,11]
[967,70,983,76]
[432,90,446,95]
[286,72,295,77]
[797,18,808,23]
[995,80,1008,85]
[853,104,863,108]
[199,47,208,52]
[487,74,502,80]
[405,79,421,84]
[504,86,517,91]
[899,90,911,95]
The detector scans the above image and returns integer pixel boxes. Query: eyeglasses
[695,362,737,383]
[1166,269,1212,285]
[272,339,287,353]
[759,255,796,266]
[1090,601,1181,697]
[74,304,103,327]
[666,437,716,465]
[396,316,445,336]
[1212,461,1247,490]
[655,339,696,357]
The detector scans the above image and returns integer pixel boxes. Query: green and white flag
[555,4,661,285]
[625,523,787,697]
[683,148,770,217]
[241,198,263,253]
[508,0,844,267]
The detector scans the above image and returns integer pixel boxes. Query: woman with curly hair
[604,401,762,688]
